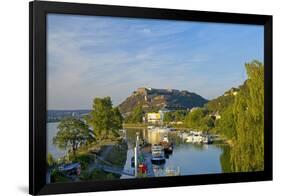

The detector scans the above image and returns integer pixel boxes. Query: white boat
[162,135,169,143]
[202,135,212,144]
[185,132,213,144]
[151,144,165,164]
[185,134,194,143]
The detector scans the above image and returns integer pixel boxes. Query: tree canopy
[87,97,123,139]
[163,110,188,123]
[53,117,93,155]
[219,60,264,172]
[124,105,144,123]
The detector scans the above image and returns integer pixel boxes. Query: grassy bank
[50,139,128,183]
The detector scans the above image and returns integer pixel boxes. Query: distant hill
[205,87,241,113]
[118,87,208,114]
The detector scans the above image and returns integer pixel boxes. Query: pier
[142,152,155,177]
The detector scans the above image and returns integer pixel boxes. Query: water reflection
[47,123,232,177]
[123,128,229,177]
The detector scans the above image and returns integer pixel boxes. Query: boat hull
[151,158,166,165]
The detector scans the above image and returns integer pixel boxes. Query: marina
[48,122,228,179]
[121,127,226,178]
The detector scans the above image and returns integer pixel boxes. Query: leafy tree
[229,60,264,172]
[200,115,215,131]
[87,97,123,138]
[163,112,174,122]
[184,108,206,129]
[206,90,236,113]
[216,60,264,172]
[215,105,236,138]
[163,110,188,123]
[47,153,56,167]
[53,117,93,156]
[112,107,123,130]
[125,105,144,123]
[174,110,188,121]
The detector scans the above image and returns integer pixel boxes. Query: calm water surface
[47,124,228,176]
[122,128,226,178]
[47,122,66,159]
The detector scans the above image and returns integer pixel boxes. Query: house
[147,112,161,124]
[146,108,170,124]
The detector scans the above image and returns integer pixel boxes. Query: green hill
[118,87,208,114]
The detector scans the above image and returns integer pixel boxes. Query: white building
[147,108,170,124]
[147,113,161,124]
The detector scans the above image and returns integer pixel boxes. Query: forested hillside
[217,60,264,172]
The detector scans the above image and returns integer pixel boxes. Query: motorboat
[151,144,165,164]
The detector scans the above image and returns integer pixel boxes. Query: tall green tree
[218,60,264,172]
[184,108,209,130]
[53,117,93,156]
[163,112,174,123]
[216,105,236,138]
[125,105,144,123]
[174,110,188,121]
[87,97,123,138]
[112,107,123,130]
[230,60,264,172]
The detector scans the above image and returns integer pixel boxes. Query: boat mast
[134,132,140,177]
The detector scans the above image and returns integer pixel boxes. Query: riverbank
[123,123,148,129]
[50,139,128,183]
[80,141,128,181]
[123,123,206,131]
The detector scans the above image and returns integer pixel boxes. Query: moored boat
[151,144,166,164]
[185,131,213,144]
[159,135,173,154]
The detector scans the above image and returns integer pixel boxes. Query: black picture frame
[29,1,273,195]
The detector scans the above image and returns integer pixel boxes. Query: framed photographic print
[29,1,273,195]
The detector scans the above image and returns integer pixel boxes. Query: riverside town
[46,14,264,183]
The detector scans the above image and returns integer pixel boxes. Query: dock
[142,152,155,177]
[96,164,134,176]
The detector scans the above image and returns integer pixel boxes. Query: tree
[125,105,143,123]
[163,112,174,123]
[230,60,264,172]
[216,60,264,172]
[184,108,206,129]
[53,117,93,156]
[112,107,123,130]
[47,153,56,167]
[87,97,123,138]
[174,110,188,121]
[200,115,215,131]
[215,105,236,138]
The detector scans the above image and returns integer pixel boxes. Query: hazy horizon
[47,14,263,110]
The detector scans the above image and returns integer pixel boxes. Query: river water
[47,122,66,159]
[47,123,229,176]
[121,128,227,178]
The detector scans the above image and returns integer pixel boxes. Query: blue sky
[47,14,263,110]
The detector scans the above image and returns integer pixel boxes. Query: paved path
[88,145,134,176]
